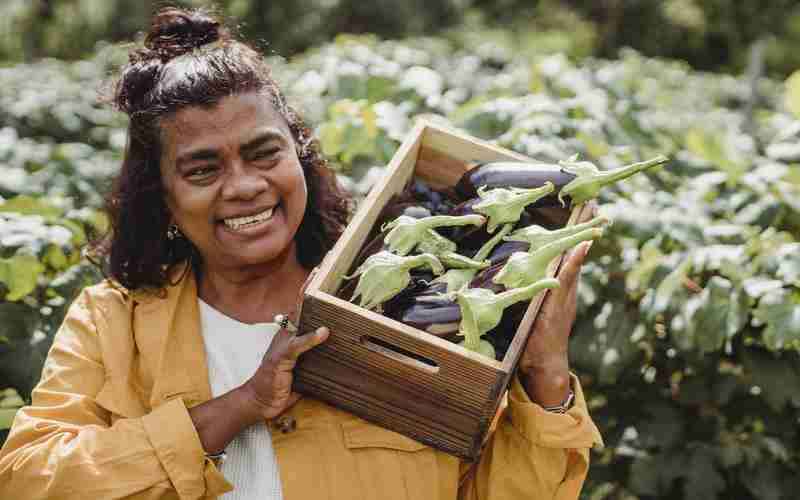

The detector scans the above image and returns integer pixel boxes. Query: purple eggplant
[488,241,529,265]
[469,261,507,294]
[455,162,576,204]
[400,299,462,337]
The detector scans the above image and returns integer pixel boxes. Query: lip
[217,204,282,238]
[217,204,279,222]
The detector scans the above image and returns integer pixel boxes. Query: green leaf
[775,244,800,286]
[0,195,63,217]
[637,403,684,449]
[742,462,783,500]
[685,128,746,184]
[676,277,740,353]
[785,70,800,119]
[0,408,19,430]
[0,253,45,301]
[0,388,24,408]
[629,452,683,496]
[652,257,692,315]
[44,245,69,270]
[742,349,800,411]
[683,446,725,500]
[752,289,800,351]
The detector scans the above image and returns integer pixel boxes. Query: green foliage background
[2,4,800,500]
[4,0,800,77]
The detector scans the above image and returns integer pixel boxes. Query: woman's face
[159,91,307,272]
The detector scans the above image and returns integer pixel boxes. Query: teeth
[224,207,274,230]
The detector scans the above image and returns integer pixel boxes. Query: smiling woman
[160,94,309,280]
[0,6,602,500]
[97,8,349,292]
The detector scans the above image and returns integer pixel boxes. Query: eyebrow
[175,129,286,169]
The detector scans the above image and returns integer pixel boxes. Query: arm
[460,239,603,499]
[459,374,602,500]
[0,290,232,500]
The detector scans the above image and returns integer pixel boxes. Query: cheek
[282,162,308,226]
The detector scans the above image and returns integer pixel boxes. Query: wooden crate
[296,121,588,460]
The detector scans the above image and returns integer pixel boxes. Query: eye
[252,147,280,160]
[186,165,218,180]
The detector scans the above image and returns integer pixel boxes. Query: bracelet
[542,390,575,414]
[205,450,228,463]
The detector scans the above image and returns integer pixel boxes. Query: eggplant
[456,155,668,208]
[488,241,529,265]
[456,162,575,204]
[444,199,535,253]
[399,297,462,336]
[469,261,507,294]
[455,278,560,357]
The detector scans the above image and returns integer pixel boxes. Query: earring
[166,224,183,240]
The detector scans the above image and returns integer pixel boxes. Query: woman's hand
[517,205,596,407]
[240,325,329,422]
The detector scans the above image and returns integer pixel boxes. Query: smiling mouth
[222,205,276,231]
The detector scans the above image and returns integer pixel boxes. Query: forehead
[160,92,289,155]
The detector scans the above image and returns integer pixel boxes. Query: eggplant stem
[494,278,560,310]
[475,224,514,261]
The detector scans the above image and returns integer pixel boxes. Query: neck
[197,241,310,325]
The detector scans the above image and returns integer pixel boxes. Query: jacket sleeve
[459,373,603,500]
[0,290,233,500]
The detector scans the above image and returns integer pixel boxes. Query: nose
[220,161,268,201]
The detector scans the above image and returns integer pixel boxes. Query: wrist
[234,383,266,427]
[520,361,571,408]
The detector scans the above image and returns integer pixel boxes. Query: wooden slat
[299,293,502,411]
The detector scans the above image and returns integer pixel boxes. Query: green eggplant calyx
[458,338,496,359]
[474,223,514,261]
[558,155,669,206]
[347,251,443,310]
[494,227,604,288]
[438,253,490,270]
[505,215,609,250]
[417,229,458,255]
[432,268,475,295]
[383,214,486,256]
[456,278,560,356]
[473,182,555,233]
[430,224,513,294]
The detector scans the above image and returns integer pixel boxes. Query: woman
[0,7,601,500]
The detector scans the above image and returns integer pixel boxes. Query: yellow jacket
[0,270,602,500]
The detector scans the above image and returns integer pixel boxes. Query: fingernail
[582,241,593,257]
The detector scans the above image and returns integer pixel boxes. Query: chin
[231,237,296,267]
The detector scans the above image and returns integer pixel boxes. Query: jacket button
[275,415,296,434]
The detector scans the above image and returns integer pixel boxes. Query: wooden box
[296,121,588,460]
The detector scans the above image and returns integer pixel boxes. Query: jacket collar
[133,263,213,409]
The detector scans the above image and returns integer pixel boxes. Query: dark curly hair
[91,7,350,291]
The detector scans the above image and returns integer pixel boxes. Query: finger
[589,200,599,219]
[558,241,591,290]
[576,200,598,224]
[296,267,319,305]
[288,326,329,360]
[271,324,296,349]
[282,392,303,412]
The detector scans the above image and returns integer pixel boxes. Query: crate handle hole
[360,336,440,374]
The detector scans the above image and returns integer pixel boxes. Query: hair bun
[143,7,228,62]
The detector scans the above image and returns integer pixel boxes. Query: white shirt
[198,298,283,500]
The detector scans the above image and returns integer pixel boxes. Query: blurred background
[1,1,799,499]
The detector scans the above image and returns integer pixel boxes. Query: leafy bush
[1,32,799,499]
[5,0,800,78]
